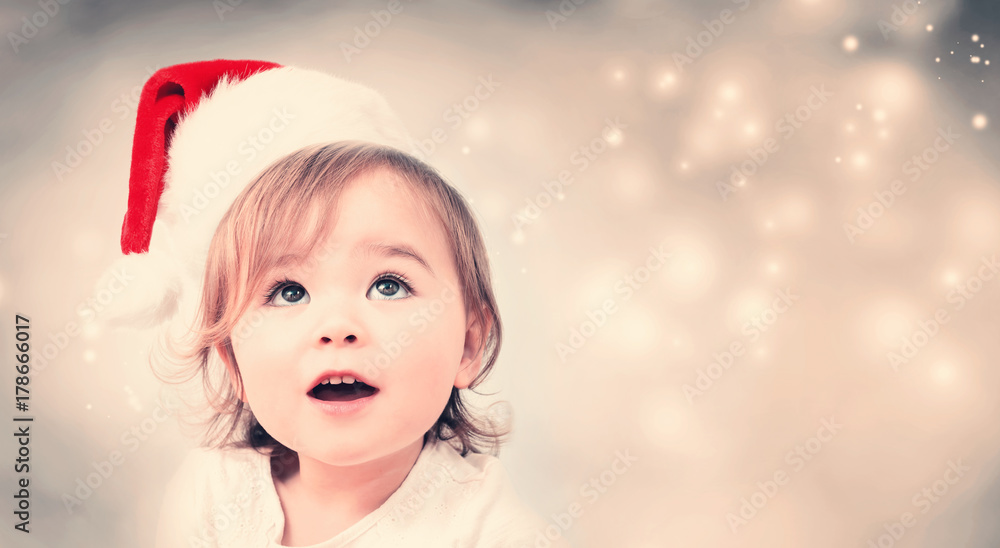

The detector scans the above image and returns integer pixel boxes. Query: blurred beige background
[2,0,1000,546]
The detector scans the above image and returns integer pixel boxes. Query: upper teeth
[320,376,357,385]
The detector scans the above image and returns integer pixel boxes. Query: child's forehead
[264,170,452,263]
[339,168,444,229]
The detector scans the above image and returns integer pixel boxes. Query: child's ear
[455,310,491,389]
[215,343,248,403]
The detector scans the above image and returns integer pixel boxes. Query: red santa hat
[98,59,416,329]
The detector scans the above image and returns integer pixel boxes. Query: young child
[101,60,569,547]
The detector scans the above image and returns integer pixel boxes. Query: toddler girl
[102,60,566,547]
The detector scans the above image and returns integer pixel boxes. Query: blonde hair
[161,141,505,457]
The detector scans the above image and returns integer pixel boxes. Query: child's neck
[273,437,425,546]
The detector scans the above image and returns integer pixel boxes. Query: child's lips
[309,381,379,402]
[306,369,380,394]
[307,387,378,416]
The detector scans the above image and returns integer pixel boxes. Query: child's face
[223,168,482,465]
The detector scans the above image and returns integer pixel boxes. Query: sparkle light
[972,113,988,129]
[843,35,859,52]
[926,24,934,32]
[82,322,100,339]
[874,306,917,347]
[873,109,887,122]
[719,83,740,102]
[465,117,490,140]
[605,127,624,146]
[971,56,981,64]
[638,394,690,447]
[660,237,717,301]
[972,34,980,42]
[932,362,956,385]
[84,350,96,362]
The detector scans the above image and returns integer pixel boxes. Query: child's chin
[304,437,425,468]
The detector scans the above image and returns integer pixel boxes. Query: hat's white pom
[93,246,182,329]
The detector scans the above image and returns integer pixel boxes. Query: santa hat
[97,59,416,330]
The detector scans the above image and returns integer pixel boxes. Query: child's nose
[321,334,357,344]
[313,298,366,347]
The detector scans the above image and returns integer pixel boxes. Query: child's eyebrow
[355,241,435,276]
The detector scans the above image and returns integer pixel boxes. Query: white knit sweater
[154,438,570,548]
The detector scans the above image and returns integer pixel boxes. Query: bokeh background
[2,0,1000,546]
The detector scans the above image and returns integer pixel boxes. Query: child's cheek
[404,302,467,362]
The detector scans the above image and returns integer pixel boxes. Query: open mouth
[308,379,379,402]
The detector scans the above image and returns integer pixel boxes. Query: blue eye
[367,273,413,301]
[266,281,310,307]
